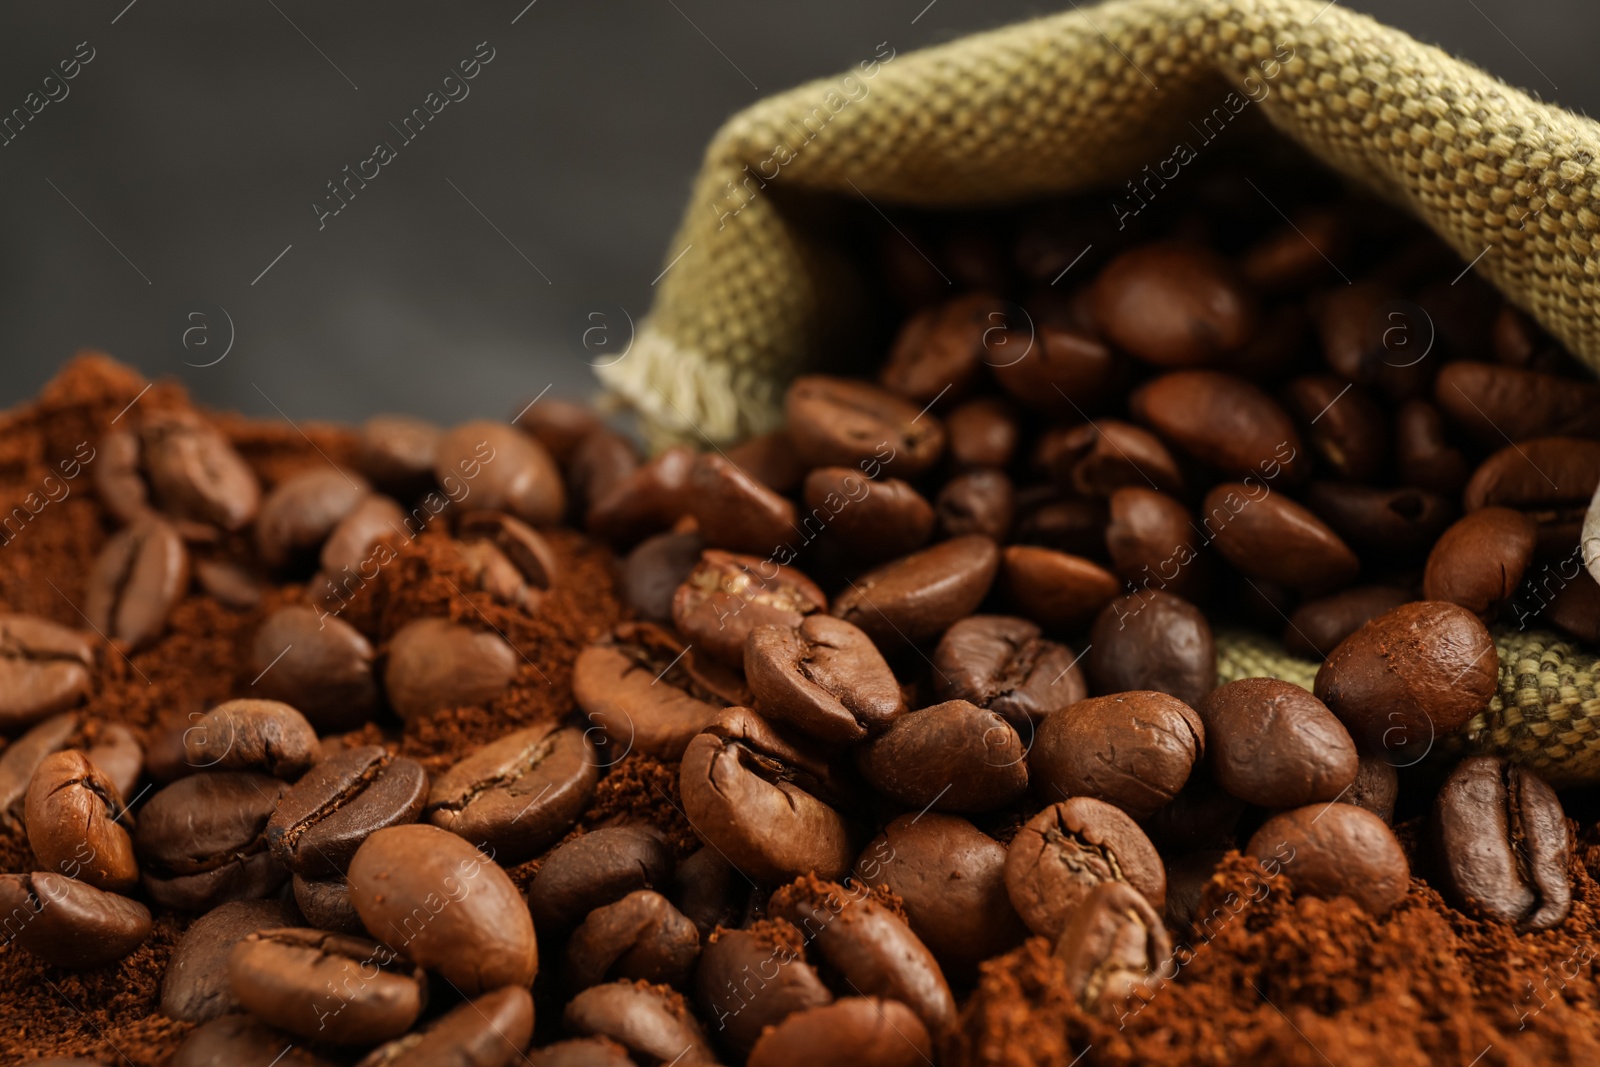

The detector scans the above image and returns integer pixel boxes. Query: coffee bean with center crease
[564,981,717,1065]
[140,410,262,531]
[1283,375,1390,483]
[1038,420,1185,498]
[932,615,1086,730]
[1434,756,1571,930]
[747,998,933,1067]
[1423,508,1537,620]
[1054,880,1172,1022]
[528,825,676,931]
[354,986,535,1067]
[459,509,561,590]
[1198,679,1357,808]
[426,723,598,863]
[802,467,935,562]
[688,452,797,555]
[436,420,566,527]
[0,614,94,733]
[86,513,189,650]
[860,700,1028,813]
[255,468,371,570]
[833,535,999,647]
[785,375,947,477]
[1204,484,1359,594]
[0,714,78,825]
[694,920,833,1054]
[936,468,1015,542]
[96,426,151,525]
[1030,692,1204,820]
[1004,797,1166,939]
[384,617,519,723]
[1000,544,1120,630]
[161,898,302,1022]
[356,414,440,496]
[1129,370,1305,482]
[182,699,318,778]
[564,889,700,990]
[251,606,380,732]
[1283,585,1413,661]
[137,771,289,909]
[1464,436,1600,555]
[1087,592,1216,708]
[1301,482,1456,558]
[622,531,703,623]
[1247,803,1409,915]
[1091,241,1259,367]
[0,870,151,968]
[228,927,427,1044]
[672,550,827,666]
[267,745,427,878]
[745,616,906,744]
[1435,362,1600,445]
[171,1015,339,1067]
[25,749,139,893]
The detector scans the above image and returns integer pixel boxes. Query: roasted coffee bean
[946,396,1019,469]
[0,870,151,968]
[251,606,380,732]
[140,410,261,531]
[86,514,189,650]
[568,428,640,516]
[1140,773,1245,853]
[1204,483,1359,593]
[1055,880,1172,1021]
[855,813,1027,976]
[1163,849,1225,930]
[1542,571,1600,642]
[1198,679,1357,807]
[1091,241,1258,367]
[84,721,142,799]
[1014,489,1109,557]
[426,724,598,863]
[1435,362,1600,444]
[688,452,798,554]
[528,825,676,930]
[25,749,138,893]
[860,700,1028,813]
[1247,803,1409,915]
[255,468,371,569]
[1030,692,1203,819]
[527,1038,635,1066]
[459,509,560,590]
[1037,419,1184,498]
[356,414,441,495]
[160,898,303,1022]
[802,467,935,562]
[1315,601,1498,756]
[1434,756,1570,930]
[1464,436,1600,554]
[880,292,1005,402]
[671,846,745,937]
[195,558,263,609]
[0,614,94,733]
[1283,375,1389,483]
[348,823,538,993]
[1087,592,1216,708]
[95,426,151,525]
[0,713,77,824]
[354,986,535,1067]
[182,699,318,778]
[931,615,1087,729]
[1223,301,1309,380]
[745,616,906,744]
[1423,508,1537,619]
[694,920,833,1054]
[727,428,808,494]
[171,1015,338,1067]
[936,468,1014,541]
[228,927,427,1044]
[747,998,933,1067]
[268,745,428,877]
[438,420,565,526]
[384,617,519,722]
[1395,399,1471,496]
[573,621,750,759]
[1346,754,1400,823]
[1283,585,1413,660]
[564,889,700,989]
[514,398,600,466]
[1105,487,1207,600]
[680,707,856,883]
[622,530,703,623]
[318,493,406,580]
[1301,481,1456,558]
[586,444,695,547]
[293,875,363,934]
[785,375,946,476]
[1004,797,1166,939]
[1314,281,1431,400]
[454,538,539,610]
[992,325,1127,417]
[1241,208,1348,292]
[1000,544,1119,630]
[137,771,289,909]
[564,981,716,1065]
[672,550,827,666]
[1130,370,1305,482]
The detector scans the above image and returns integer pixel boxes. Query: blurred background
[0,0,1594,423]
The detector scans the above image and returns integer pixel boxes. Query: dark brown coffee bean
[171,1014,338,1067]
[1222,302,1310,381]
[1204,483,1359,593]
[137,771,289,909]
[860,700,1027,813]
[0,614,94,733]
[1140,772,1245,853]
[459,509,560,591]
[564,981,715,1065]
[672,550,827,666]
[1246,803,1409,915]
[348,823,538,993]
[946,396,1019,469]
[426,724,598,863]
[251,606,379,732]
[694,920,832,1054]
[195,558,263,609]
[991,325,1127,417]
[1394,399,1470,496]
[1036,419,1184,498]
[880,292,1005,402]
[935,468,1014,542]
[1130,370,1305,482]
[1436,362,1600,444]
[802,467,934,562]
[1054,879,1172,1021]
[622,531,703,623]
[228,927,427,1044]
[0,870,151,968]
[95,427,151,525]
[1014,490,1110,558]
[1283,375,1389,483]
[1091,241,1258,367]
[384,617,519,723]
[354,986,535,1067]
[436,420,566,527]
[931,615,1087,730]
[1105,487,1207,600]
[1087,592,1216,708]
[747,998,932,1067]
[745,616,906,744]
[680,707,855,883]
[1031,692,1203,819]
[1004,797,1166,939]
[727,429,808,495]
[160,898,302,1022]
[1283,585,1413,660]
[688,452,798,555]
[356,414,440,495]
[25,749,138,893]
[1241,208,1348,292]
[86,514,189,650]
[573,621,751,760]
[182,699,318,778]
[671,846,745,937]
[1541,570,1600,642]
[1345,754,1400,823]
[514,399,600,466]
[1423,508,1537,619]
[1464,437,1600,555]
[528,825,675,930]
[568,428,640,517]
[786,375,946,477]
[1301,481,1456,558]
[255,468,371,569]
[527,1038,635,1066]
[0,713,77,825]
[1198,679,1357,807]
[1001,544,1120,630]
[293,875,363,934]
[1315,600,1497,757]
[1314,281,1431,400]
[140,410,261,531]
[1163,849,1225,930]
[586,445,695,547]
[268,745,427,878]
[564,889,700,990]
[318,494,406,581]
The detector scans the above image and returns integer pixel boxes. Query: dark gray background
[0,1,1592,424]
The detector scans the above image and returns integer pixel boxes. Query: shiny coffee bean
[861,700,1027,812]
[1423,508,1537,619]
[931,615,1087,730]
[1395,399,1471,496]
[694,921,833,1054]
[564,889,700,989]
[992,325,1127,417]
[1435,362,1600,444]
[1283,585,1412,660]
[1037,419,1184,498]
[567,428,639,517]
[0,870,151,968]
[171,1015,338,1067]
[86,513,189,650]
[671,846,745,937]
[1301,482,1456,558]
[384,617,519,722]
[293,875,363,934]
[140,410,261,531]
[0,713,77,824]
[182,699,318,778]
[1434,756,1570,930]
[438,420,566,526]
[1246,803,1409,915]
[564,981,716,1065]
[672,550,827,666]
[880,292,1005,401]
[354,986,535,1067]
[752,998,932,1067]
[622,530,703,623]
[251,606,379,732]
[161,898,302,1023]
[527,1038,635,1066]
[786,375,946,477]
[348,823,538,993]
[356,414,441,495]
[1087,592,1215,708]
[1198,679,1357,807]
[228,927,427,1044]
[1130,370,1305,482]
[1105,487,1207,600]
[319,494,406,580]
[586,444,695,547]
[1464,437,1600,554]
[1241,208,1347,292]
[1004,797,1166,939]
[689,452,798,554]
[1092,241,1258,367]
[936,468,1014,541]
[946,396,1019,469]
[727,428,808,494]
[25,749,139,893]
[1054,880,1172,1022]
[1283,375,1389,482]
[802,467,934,562]
[0,614,94,733]
[1204,483,1358,593]
[255,468,371,569]
[1031,692,1203,820]
[267,745,427,877]
[745,615,906,744]
[528,826,676,931]
[1000,544,1119,630]
[137,771,289,909]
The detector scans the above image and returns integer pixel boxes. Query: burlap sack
[598,0,1600,781]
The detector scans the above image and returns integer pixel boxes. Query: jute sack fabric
[598,0,1600,781]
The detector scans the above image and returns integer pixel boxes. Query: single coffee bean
[1282,375,1389,483]
[880,292,1005,402]
[1346,754,1400,823]
[0,870,151,968]
[1014,490,1109,558]
[802,467,935,562]
[694,920,833,1054]
[0,614,94,733]
[679,707,856,883]
[356,414,441,496]
[745,616,906,744]
[1004,797,1166,939]
[1423,508,1538,619]
[0,713,77,825]
[267,745,428,877]
[1030,692,1203,820]
[1315,601,1498,757]
[1163,849,1226,930]
[622,530,703,623]
[95,426,151,525]
[1283,585,1413,660]
[170,1014,338,1067]
[564,981,716,1065]
[992,325,1127,417]
[140,410,261,531]
[528,826,676,930]
[318,493,406,581]
[354,986,535,1067]
[25,749,138,893]
[1463,436,1600,554]
[1037,420,1185,498]
[1129,370,1305,482]
[384,617,519,722]
[1087,592,1216,708]
[1055,880,1172,1021]
[160,898,303,1022]
[564,889,701,990]
[727,428,808,494]
[1541,571,1600,642]
[459,509,560,591]
[1246,803,1409,915]
[454,538,541,611]
[936,468,1015,542]
[514,398,600,466]
[1105,487,1207,600]
[567,428,640,517]
[672,549,827,666]
[747,998,933,1067]
[785,375,946,477]
[527,1038,634,1066]
[137,771,289,909]
[1241,208,1348,292]
[931,615,1087,730]
[1301,481,1457,558]
[195,558,263,609]
[586,445,695,547]
[86,513,189,650]
[435,420,566,526]
[1314,280,1431,400]
[182,699,318,778]
[672,846,746,937]
[1092,241,1258,367]
[228,927,427,1044]
[251,606,380,732]
[255,468,371,569]
[1204,483,1359,594]
[860,700,1028,813]
[1434,756,1571,930]
[1198,679,1358,808]
[348,823,538,993]
[84,721,142,800]
[293,874,363,934]
[1000,544,1120,630]
[1395,399,1471,496]
[573,621,751,760]
[688,452,798,555]
[1435,361,1600,444]
[946,396,1019,469]
[426,723,598,863]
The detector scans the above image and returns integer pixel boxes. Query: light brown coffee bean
[1000,545,1120,630]
[786,375,946,477]
[513,399,600,466]
[95,427,151,525]
[170,1014,338,1067]
[564,981,716,1065]
[1030,692,1203,820]
[140,410,261,531]
[255,468,371,569]
[1004,797,1166,939]
[84,721,142,800]
[435,421,565,527]
[228,927,427,1044]
[1204,483,1359,594]
[672,550,827,666]
[1463,436,1600,555]
[384,617,519,723]
[251,606,379,732]
[1247,803,1409,915]
[0,614,94,733]
[354,986,535,1067]
[25,749,138,893]
[880,292,1006,402]
[946,396,1019,469]
[0,870,152,968]
[318,494,406,581]
[694,920,832,1054]
[86,514,189,650]
[1423,508,1538,619]
[860,700,1028,813]
[563,889,700,990]
[747,998,932,1067]
[459,509,560,591]
[1130,370,1305,483]
[745,616,906,744]
[0,713,78,825]
[1054,880,1172,1022]
[688,452,798,555]
[833,537,1000,649]
[1198,679,1357,808]
[195,558,264,609]
[1091,241,1258,367]
[182,699,318,778]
